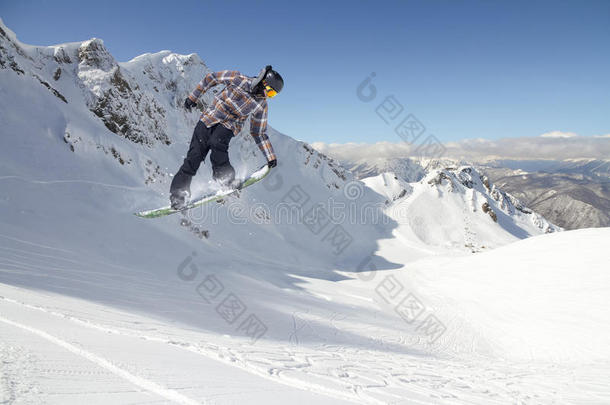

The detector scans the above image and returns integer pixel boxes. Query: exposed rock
[482,201,498,222]
[424,166,559,234]
[87,66,169,146]
[78,39,115,71]
[486,167,610,229]
[53,47,73,64]
[33,74,67,103]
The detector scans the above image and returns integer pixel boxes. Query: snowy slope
[2,226,608,404]
[407,228,610,363]
[363,166,560,252]
[1,19,609,404]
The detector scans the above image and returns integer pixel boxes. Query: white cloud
[540,131,579,138]
[313,135,610,163]
[312,141,415,162]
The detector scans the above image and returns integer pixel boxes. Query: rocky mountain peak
[78,38,116,71]
[424,166,560,234]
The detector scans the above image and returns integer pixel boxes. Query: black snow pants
[170,121,235,196]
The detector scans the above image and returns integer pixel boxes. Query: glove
[267,159,277,168]
[184,97,197,112]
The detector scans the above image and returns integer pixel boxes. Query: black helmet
[263,68,284,93]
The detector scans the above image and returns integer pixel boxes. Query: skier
[169,65,284,210]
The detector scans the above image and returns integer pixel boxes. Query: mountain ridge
[0,16,558,251]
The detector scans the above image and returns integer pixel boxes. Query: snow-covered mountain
[317,144,610,231]
[364,166,559,252]
[1,19,609,404]
[0,16,555,255]
[483,159,610,230]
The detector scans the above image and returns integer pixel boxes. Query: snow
[250,164,270,180]
[1,18,609,404]
[362,167,559,252]
[2,225,609,404]
[407,228,610,362]
[0,292,353,405]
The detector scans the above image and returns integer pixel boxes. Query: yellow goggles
[264,84,278,98]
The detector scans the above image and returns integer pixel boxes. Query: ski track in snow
[1,171,608,403]
[0,292,361,405]
[0,315,202,405]
[0,234,76,255]
[2,289,606,405]
[1,228,609,404]
[0,175,148,192]
[0,293,361,404]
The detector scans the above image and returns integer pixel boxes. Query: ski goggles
[264,84,278,98]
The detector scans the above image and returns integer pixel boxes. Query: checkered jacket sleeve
[188,70,243,102]
[250,102,276,162]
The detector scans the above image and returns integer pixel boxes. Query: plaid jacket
[188,70,276,162]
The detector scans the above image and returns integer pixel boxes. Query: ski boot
[222,178,242,191]
[214,173,241,192]
[170,190,190,211]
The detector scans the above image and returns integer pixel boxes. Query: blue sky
[1,0,609,144]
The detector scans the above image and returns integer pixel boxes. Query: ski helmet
[263,68,284,93]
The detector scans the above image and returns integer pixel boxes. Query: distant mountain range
[482,159,610,230]
[332,155,609,230]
